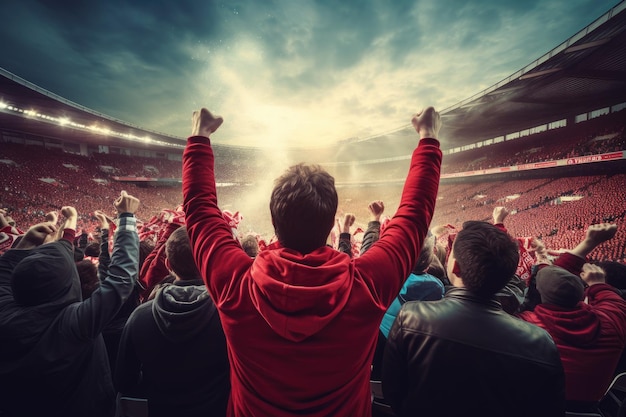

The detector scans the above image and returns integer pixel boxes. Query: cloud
[0,0,617,148]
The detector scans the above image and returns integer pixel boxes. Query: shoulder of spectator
[586,282,624,300]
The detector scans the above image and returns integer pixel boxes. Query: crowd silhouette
[0,105,625,417]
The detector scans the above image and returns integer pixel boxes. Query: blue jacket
[379,272,444,338]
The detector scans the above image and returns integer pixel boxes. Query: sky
[0,0,619,148]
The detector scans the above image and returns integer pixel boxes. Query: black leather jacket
[382,287,565,417]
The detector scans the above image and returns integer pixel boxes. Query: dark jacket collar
[444,286,503,310]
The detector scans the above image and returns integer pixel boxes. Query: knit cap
[535,265,585,308]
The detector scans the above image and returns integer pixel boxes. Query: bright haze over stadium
[0,0,618,148]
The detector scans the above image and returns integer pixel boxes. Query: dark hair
[597,261,626,298]
[452,221,519,297]
[139,240,155,271]
[165,226,202,281]
[413,232,435,274]
[76,260,100,299]
[241,234,259,258]
[270,163,338,254]
[84,242,101,257]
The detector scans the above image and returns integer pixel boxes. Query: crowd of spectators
[1,105,625,417]
[2,136,625,263]
[441,110,625,174]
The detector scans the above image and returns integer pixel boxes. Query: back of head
[139,239,155,271]
[83,242,101,257]
[76,259,100,299]
[240,234,259,258]
[434,242,448,268]
[11,241,81,306]
[165,226,202,281]
[597,261,626,294]
[270,163,338,254]
[535,266,585,307]
[453,221,519,297]
[413,232,435,274]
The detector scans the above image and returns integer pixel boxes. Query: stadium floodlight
[0,101,7,109]
[58,117,70,126]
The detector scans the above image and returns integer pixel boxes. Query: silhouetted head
[270,163,338,254]
[447,221,519,297]
[165,226,202,281]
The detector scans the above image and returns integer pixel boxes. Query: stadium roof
[1,0,625,152]
[436,0,626,146]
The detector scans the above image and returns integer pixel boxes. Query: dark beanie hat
[536,265,585,308]
[11,242,79,306]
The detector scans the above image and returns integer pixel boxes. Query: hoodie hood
[249,245,352,342]
[152,280,217,342]
[0,241,82,360]
[533,302,601,347]
[11,241,81,307]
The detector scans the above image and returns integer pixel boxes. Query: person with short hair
[182,106,442,416]
[382,220,565,417]
[115,226,230,417]
[240,234,260,258]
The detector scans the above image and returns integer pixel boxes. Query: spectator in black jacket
[0,191,140,417]
[382,220,565,417]
[115,226,230,417]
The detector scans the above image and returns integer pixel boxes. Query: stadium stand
[1,3,626,415]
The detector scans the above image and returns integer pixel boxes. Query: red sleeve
[138,222,180,300]
[586,283,626,341]
[182,136,253,304]
[553,252,586,276]
[355,138,442,305]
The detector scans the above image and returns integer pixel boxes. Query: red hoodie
[519,283,626,402]
[183,136,441,417]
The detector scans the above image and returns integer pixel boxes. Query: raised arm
[182,109,253,301]
[554,223,617,275]
[14,222,58,250]
[360,200,384,256]
[581,263,626,339]
[355,107,442,304]
[94,210,112,277]
[569,223,617,259]
[71,191,140,339]
[492,206,509,227]
[337,213,356,257]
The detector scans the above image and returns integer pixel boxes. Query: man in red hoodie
[182,107,442,416]
[519,223,626,413]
